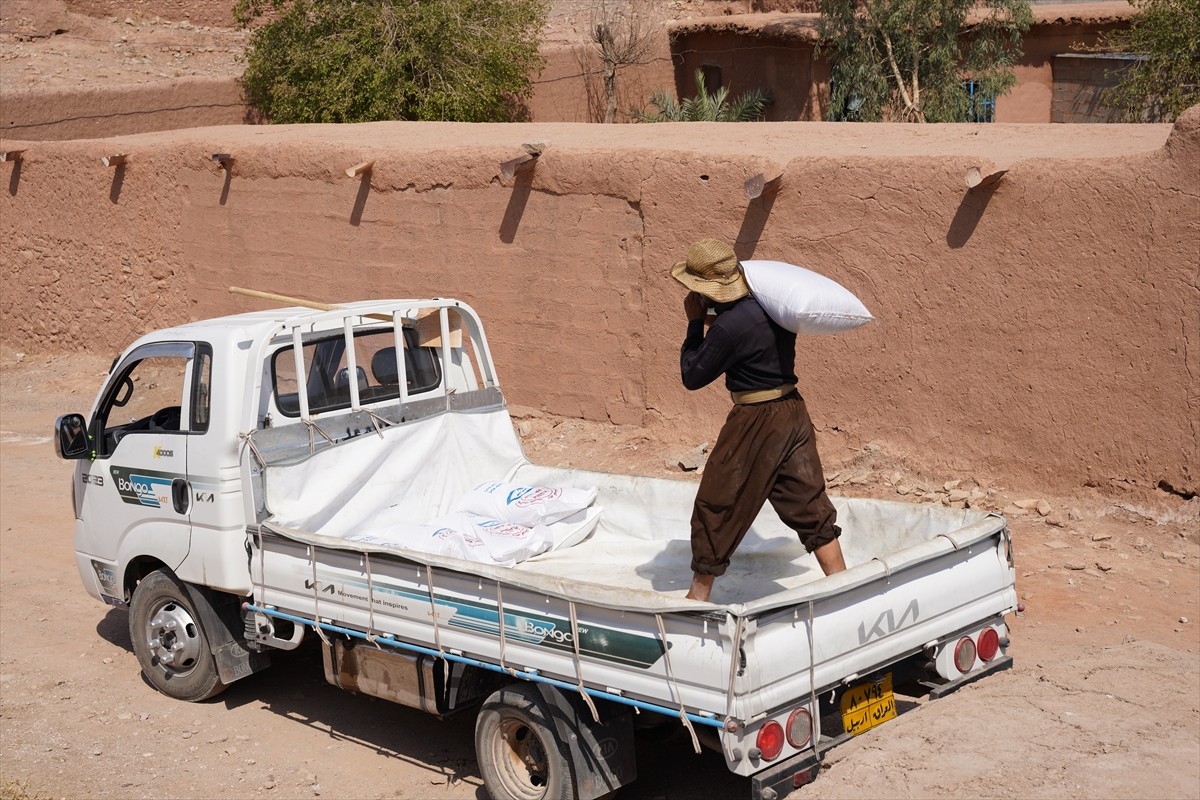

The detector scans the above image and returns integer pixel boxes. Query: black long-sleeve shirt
[680,296,798,393]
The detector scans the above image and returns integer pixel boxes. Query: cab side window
[94,345,196,458]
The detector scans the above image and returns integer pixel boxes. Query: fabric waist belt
[731,383,796,405]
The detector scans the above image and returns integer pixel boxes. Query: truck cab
[56,301,483,609]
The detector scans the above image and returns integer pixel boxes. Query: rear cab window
[271,326,440,417]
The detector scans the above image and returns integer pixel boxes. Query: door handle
[171,478,190,515]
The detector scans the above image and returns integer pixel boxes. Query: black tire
[128,569,226,702]
[475,683,576,800]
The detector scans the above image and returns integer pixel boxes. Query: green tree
[818,0,1033,122]
[1098,0,1200,121]
[635,69,771,122]
[234,0,549,123]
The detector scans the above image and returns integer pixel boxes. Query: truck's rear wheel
[476,683,575,800]
[129,569,225,702]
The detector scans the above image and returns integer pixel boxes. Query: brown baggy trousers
[690,392,841,577]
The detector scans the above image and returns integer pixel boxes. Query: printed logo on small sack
[510,487,562,508]
[434,528,485,548]
[479,520,531,538]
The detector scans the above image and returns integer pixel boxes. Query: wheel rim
[492,716,551,800]
[144,599,203,677]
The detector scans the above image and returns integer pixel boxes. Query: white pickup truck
[55,298,1017,800]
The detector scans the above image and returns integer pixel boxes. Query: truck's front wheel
[129,569,225,702]
[476,683,575,800]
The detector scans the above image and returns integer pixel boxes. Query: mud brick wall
[2,114,1196,493]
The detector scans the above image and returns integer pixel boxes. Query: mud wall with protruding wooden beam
[2,113,1196,494]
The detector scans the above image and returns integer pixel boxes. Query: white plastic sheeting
[265,408,527,535]
[261,405,1003,613]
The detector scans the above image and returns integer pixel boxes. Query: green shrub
[635,69,771,122]
[235,0,549,123]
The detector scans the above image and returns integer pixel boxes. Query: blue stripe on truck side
[246,603,725,729]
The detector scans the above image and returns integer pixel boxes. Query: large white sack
[342,508,600,567]
[540,506,603,552]
[742,259,873,335]
[346,524,484,562]
[455,481,598,527]
[428,512,551,566]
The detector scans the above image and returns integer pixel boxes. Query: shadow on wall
[7,160,21,196]
[109,163,126,204]
[499,169,535,243]
[947,184,1001,249]
[735,190,778,259]
[219,166,233,206]
[350,173,370,226]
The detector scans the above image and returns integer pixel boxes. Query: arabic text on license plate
[840,673,896,736]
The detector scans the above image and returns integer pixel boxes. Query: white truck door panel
[75,342,199,596]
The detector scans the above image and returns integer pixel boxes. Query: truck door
[77,342,208,598]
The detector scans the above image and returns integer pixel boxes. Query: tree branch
[864,4,916,117]
[912,46,922,122]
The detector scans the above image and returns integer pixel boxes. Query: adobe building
[665,2,1139,124]
[7,1,1149,137]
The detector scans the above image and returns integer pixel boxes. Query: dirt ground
[1,349,1197,800]
[0,0,724,93]
[0,0,248,91]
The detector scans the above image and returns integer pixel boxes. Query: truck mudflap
[532,684,637,800]
[181,583,271,685]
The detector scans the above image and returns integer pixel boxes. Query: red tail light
[785,708,813,748]
[756,721,785,761]
[954,636,977,673]
[977,627,1000,661]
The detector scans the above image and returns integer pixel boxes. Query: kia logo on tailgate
[858,599,920,644]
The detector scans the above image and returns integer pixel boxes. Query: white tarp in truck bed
[262,405,1006,615]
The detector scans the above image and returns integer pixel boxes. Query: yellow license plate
[840,673,896,736]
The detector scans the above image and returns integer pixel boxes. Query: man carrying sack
[672,238,847,602]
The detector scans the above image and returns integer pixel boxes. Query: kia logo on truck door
[858,599,920,644]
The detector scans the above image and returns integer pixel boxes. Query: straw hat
[671,238,750,303]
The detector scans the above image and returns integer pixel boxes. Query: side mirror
[55,413,91,460]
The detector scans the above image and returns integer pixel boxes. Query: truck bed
[256,400,1001,614]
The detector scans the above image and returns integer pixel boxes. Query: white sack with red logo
[455,481,598,528]
[346,523,484,563]
[426,512,550,566]
[741,259,873,336]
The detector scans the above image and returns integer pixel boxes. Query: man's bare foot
[814,539,847,575]
[685,573,715,601]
